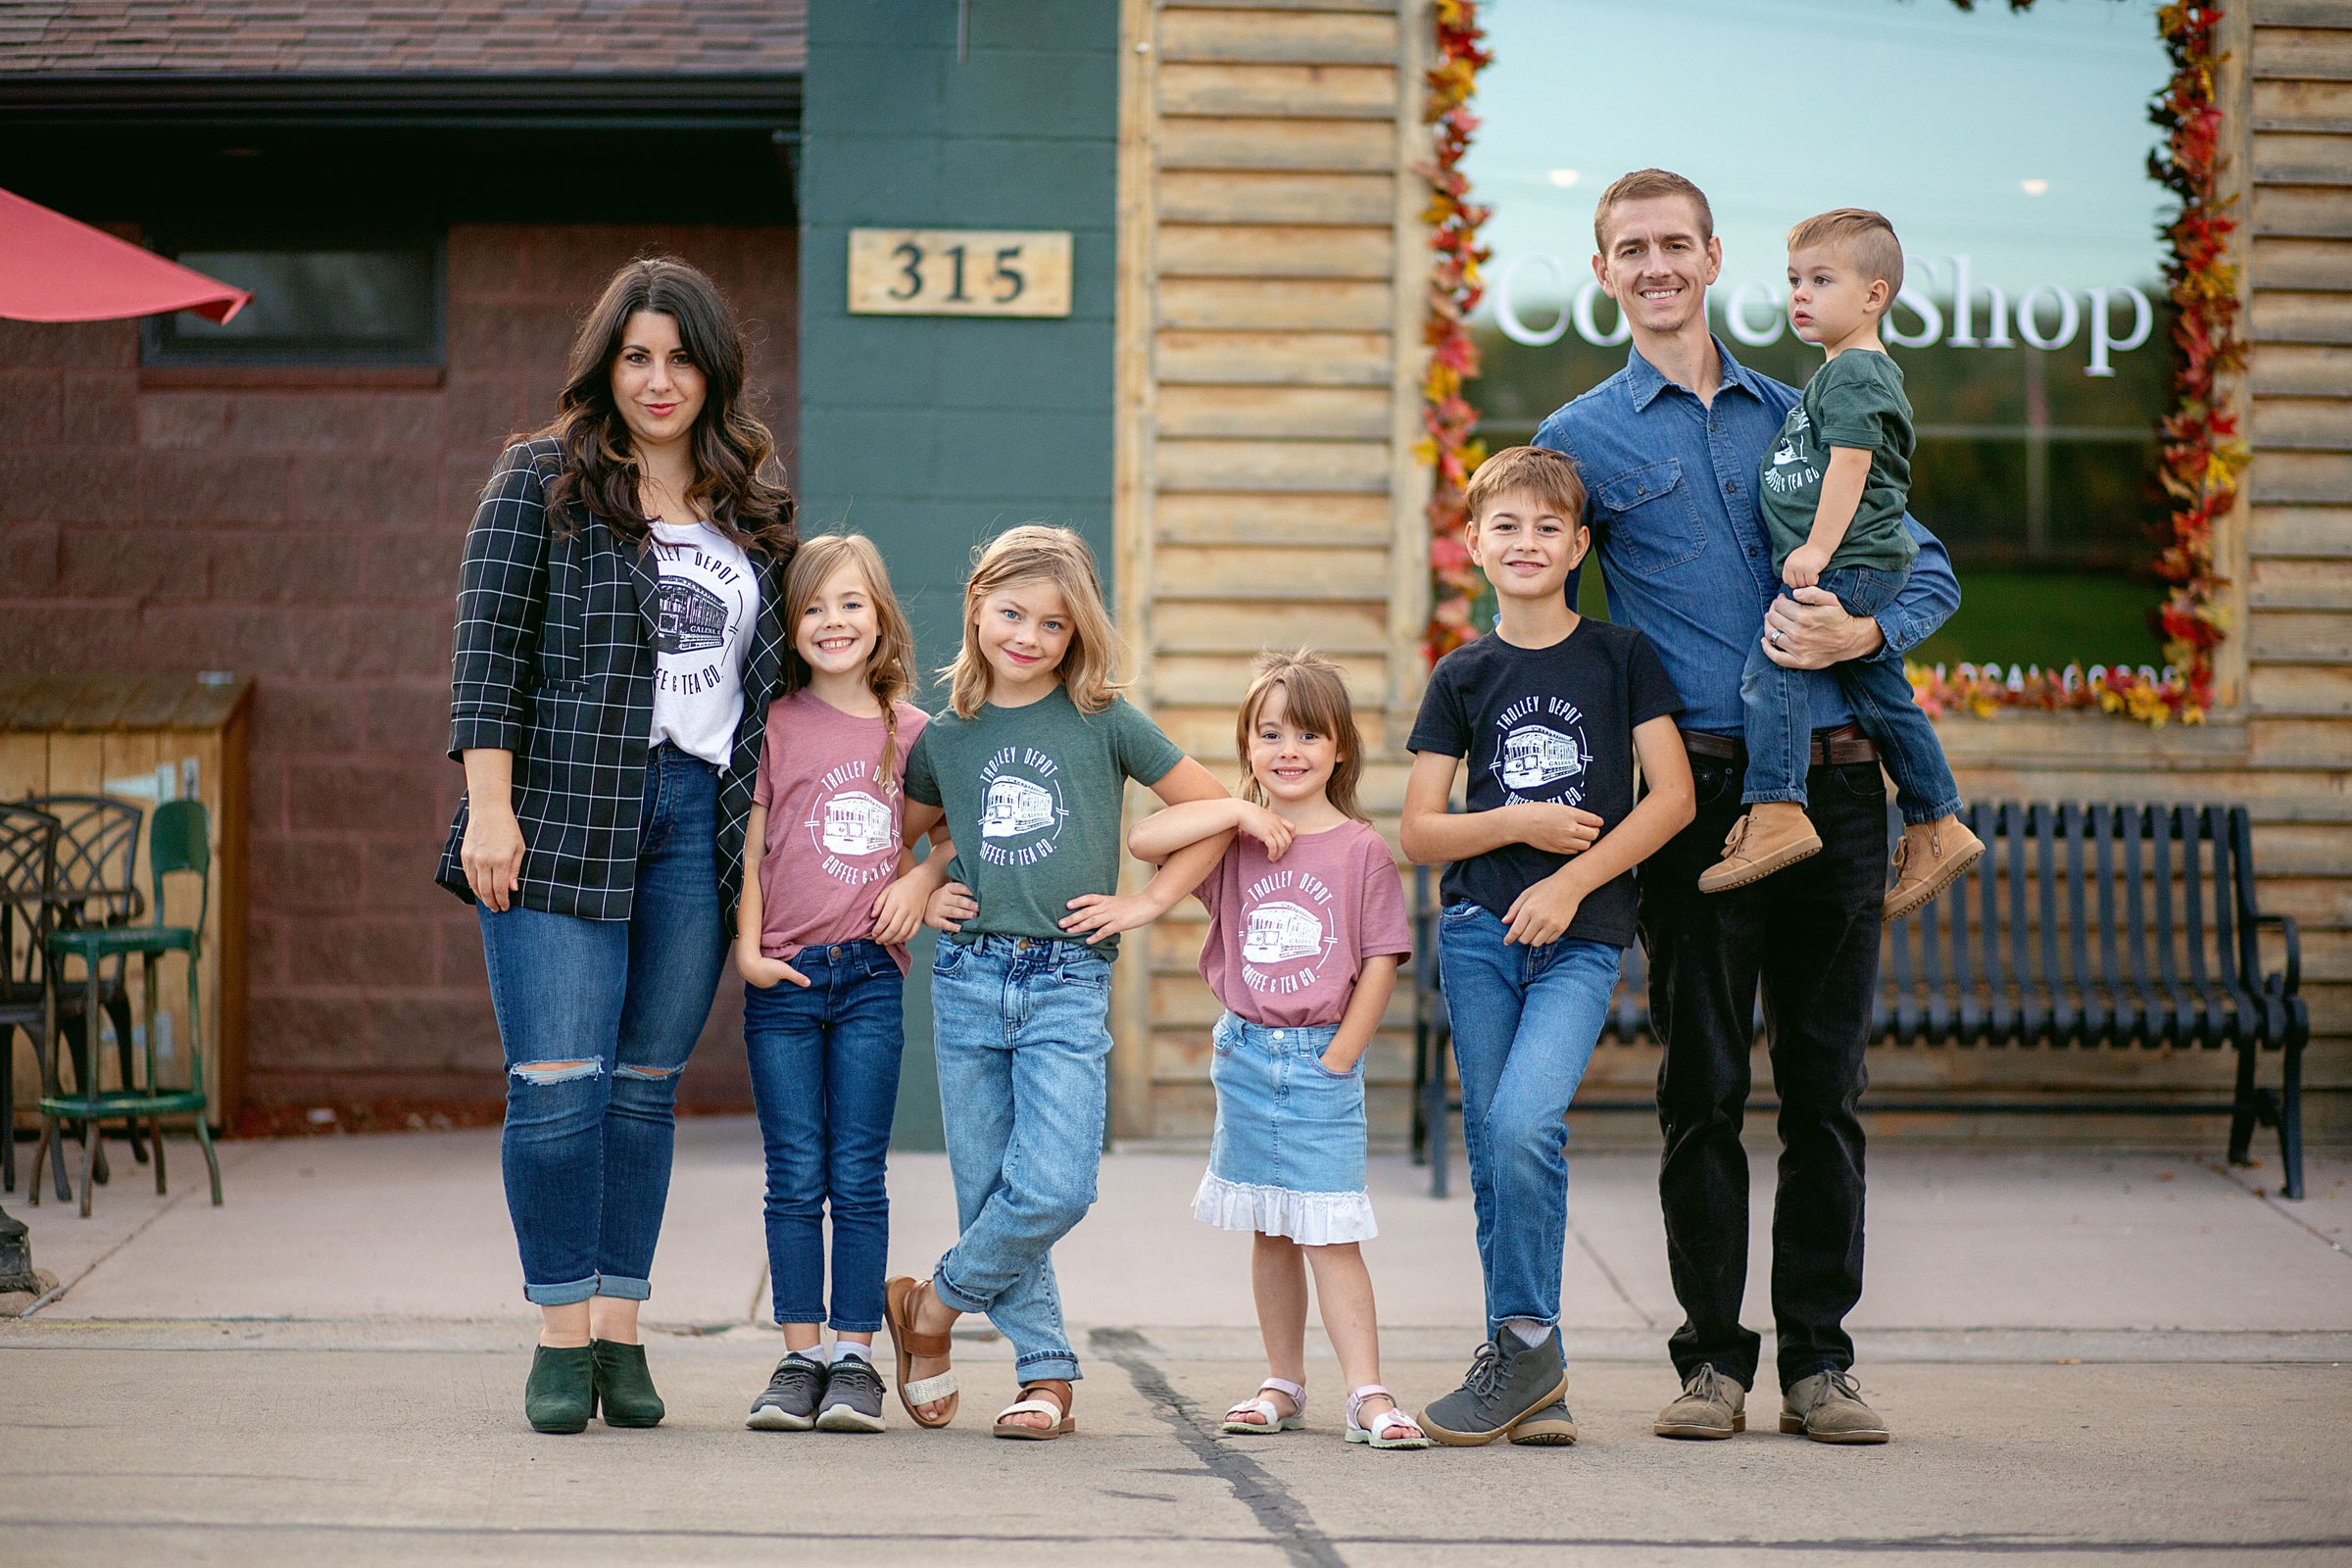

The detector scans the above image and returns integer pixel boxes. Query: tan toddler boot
[1697,802,1823,894]
[1883,814,1984,922]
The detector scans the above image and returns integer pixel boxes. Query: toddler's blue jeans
[477,745,727,1306]
[1739,563,1961,826]
[744,940,906,1334]
[928,933,1114,1387]
[1438,903,1621,1338]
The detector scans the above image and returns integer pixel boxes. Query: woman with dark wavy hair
[436,257,796,1433]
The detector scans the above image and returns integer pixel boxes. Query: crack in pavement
[1091,1326,1345,1568]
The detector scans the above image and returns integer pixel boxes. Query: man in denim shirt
[1535,171,1959,1446]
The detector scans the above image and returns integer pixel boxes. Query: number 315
[890,241,1026,305]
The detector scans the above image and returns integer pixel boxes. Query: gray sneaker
[1780,1370,1889,1445]
[814,1355,887,1433]
[1418,1332,1569,1446]
[1507,1397,1579,1446]
[1653,1364,1746,1439]
[747,1352,826,1431]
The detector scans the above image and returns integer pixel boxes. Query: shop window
[141,236,444,368]
[1468,0,2171,670]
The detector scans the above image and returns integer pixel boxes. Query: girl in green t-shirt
[884,525,1231,1440]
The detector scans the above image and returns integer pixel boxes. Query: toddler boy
[1699,208,1983,919]
[1401,446,1694,1445]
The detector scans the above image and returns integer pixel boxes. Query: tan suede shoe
[1653,1364,1745,1440]
[1697,803,1823,894]
[1883,816,1985,923]
[1780,1370,1889,1444]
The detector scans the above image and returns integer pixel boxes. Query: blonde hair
[1464,445,1587,530]
[1236,649,1368,825]
[1593,168,1714,254]
[781,531,917,780]
[1788,208,1905,298]
[943,524,1129,719]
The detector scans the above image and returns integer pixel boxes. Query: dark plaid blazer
[436,438,792,927]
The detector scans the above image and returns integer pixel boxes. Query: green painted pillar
[799,0,1122,1150]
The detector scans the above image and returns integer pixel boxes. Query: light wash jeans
[928,933,1114,1386]
[476,744,728,1306]
[1437,903,1621,1336]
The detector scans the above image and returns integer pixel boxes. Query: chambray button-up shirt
[1534,338,1960,737]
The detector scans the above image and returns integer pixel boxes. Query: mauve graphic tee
[648,518,758,768]
[753,689,930,973]
[1196,819,1412,1029]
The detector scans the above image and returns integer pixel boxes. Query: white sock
[786,1347,826,1366]
[830,1342,872,1365]
[1504,1318,1550,1348]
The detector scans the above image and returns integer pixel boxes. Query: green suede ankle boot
[524,1345,596,1434]
[592,1339,665,1428]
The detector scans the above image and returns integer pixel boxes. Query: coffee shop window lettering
[141,235,444,368]
[1455,0,2202,712]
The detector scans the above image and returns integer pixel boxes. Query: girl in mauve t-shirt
[734,533,953,1435]
[1129,650,1428,1451]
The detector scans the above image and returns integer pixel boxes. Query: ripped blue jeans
[477,744,729,1306]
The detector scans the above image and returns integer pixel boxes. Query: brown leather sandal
[883,1275,958,1429]
[993,1379,1075,1441]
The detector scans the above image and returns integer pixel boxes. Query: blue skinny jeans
[477,744,728,1306]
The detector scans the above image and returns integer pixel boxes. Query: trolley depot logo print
[1493,694,1590,807]
[977,746,1067,866]
[803,759,898,887]
[652,538,751,697]
[1238,867,1342,998]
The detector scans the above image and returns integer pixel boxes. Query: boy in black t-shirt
[1402,446,1695,1446]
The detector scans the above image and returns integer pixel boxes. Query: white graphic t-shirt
[647,518,758,768]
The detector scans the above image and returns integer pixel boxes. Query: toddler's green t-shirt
[904,685,1184,957]
[1757,347,1918,575]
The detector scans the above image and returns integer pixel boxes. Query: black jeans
[1637,738,1885,1392]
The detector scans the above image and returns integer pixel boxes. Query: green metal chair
[33,800,221,1217]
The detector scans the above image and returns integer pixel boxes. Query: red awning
[0,185,249,325]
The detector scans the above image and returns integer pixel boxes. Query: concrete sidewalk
[4,1122,2349,1565]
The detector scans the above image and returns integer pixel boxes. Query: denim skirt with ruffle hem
[1193,1010,1376,1245]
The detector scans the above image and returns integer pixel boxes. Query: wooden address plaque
[848,228,1072,318]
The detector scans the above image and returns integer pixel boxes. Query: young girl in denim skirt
[882,525,1231,1441]
[1130,650,1428,1451]
[735,533,954,1434]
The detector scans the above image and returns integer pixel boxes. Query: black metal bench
[1410,801,2309,1200]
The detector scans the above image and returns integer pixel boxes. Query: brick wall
[0,221,800,1109]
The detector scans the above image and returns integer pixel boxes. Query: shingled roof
[0,0,806,74]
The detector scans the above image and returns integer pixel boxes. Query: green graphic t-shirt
[904,686,1185,957]
[1756,347,1918,575]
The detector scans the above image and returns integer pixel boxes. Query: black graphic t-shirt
[1407,618,1683,947]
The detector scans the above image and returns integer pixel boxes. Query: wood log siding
[1114,0,1424,1140]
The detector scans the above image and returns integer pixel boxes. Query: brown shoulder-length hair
[533,257,797,558]
[941,525,1128,719]
[1237,649,1368,824]
[780,532,918,781]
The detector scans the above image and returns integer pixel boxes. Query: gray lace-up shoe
[1781,1370,1889,1444]
[1653,1364,1746,1439]
[1507,1398,1579,1446]
[747,1352,827,1432]
[1418,1331,1569,1446]
[814,1355,887,1433]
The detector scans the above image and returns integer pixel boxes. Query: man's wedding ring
[1769,628,1785,646]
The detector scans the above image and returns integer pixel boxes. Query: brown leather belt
[1680,722,1879,767]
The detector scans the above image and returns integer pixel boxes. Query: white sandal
[1221,1376,1306,1435]
[1345,1384,1431,1449]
